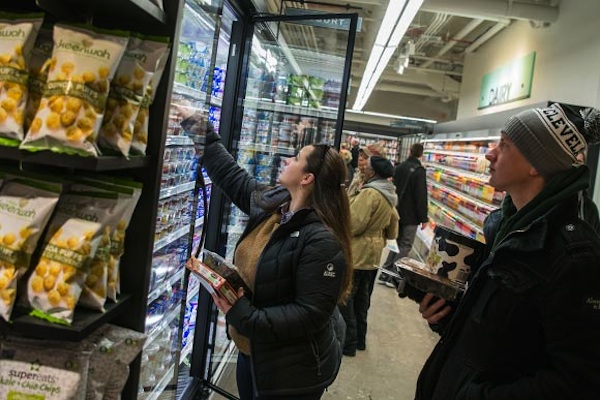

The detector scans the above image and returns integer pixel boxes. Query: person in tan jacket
[340,155,399,356]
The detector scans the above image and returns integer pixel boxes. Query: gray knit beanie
[503,103,600,177]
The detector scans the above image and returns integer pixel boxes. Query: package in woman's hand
[186,249,250,305]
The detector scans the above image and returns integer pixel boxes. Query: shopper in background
[378,143,428,291]
[339,148,354,187]
[350,137,360,169]
[416,103,600,400]
[347,142,385,197]
[181,113,353,400]
[340,155,398,356]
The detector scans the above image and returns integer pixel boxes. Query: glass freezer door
[203,11,358,399]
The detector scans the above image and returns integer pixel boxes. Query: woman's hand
[419,293,452,324]
[211,287,245,315]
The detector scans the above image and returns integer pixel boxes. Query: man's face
[485,134,536,193]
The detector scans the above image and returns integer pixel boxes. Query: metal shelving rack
[0,0,195,398]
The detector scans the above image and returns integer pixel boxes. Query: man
[416,103,600,399]
[340,155,398,356]
[378,143,428,289]
[350,137,360,169]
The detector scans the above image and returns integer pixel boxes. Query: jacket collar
[486,196,579,254]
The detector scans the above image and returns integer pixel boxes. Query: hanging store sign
[478,51,536,109]
[284,8,362,32]
[390,119,434,133]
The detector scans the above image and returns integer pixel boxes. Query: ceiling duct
[420,0,559,23]
[420,17,483,68]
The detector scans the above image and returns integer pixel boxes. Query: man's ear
[529,165,541,177]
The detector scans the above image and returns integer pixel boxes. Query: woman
[182,113,353,400]
[346,142,384,197]
[339,148,354,187]
[340,155,398,356]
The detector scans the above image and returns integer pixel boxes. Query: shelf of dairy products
[424,162,490,183]
[423,149,490,175]
[426,168,503,206]
[173,82,207,102]
[143,364,176,400]
[252,143,297,156]
[244,97,337,119]
[145,305,181,347]
[147,268,186,306]
[428,198,485,241]
[427,182,497,227]
[159,181,196,200]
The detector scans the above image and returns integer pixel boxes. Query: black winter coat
[203,135,345,397]
[416,196,600,400]
[393,156,428,225]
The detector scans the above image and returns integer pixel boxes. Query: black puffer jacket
[416,196,600,400]
[393,156,428,225]
[202,131,345,397]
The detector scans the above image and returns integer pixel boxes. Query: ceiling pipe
[350,80,456,97]
[464,20,510,53]
[420,17,483,68]
[420,0,559,23]
[411,54,463,65]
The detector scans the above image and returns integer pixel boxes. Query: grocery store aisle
[322,282,439,400]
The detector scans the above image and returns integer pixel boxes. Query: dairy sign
[478,52,536,109]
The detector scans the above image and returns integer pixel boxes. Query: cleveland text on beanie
[369,156,394,178]
[503,103,600,177]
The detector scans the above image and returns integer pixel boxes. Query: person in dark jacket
[181,113,353,400]
[416,103,600,400]
[350,137,360,169]
[378,143,428,288]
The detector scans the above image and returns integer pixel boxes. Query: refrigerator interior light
[352,0,424,111]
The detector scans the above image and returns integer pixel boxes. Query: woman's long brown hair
[305,144,353,303]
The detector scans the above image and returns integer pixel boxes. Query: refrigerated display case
[190,11,358,399]
[0,1,357,398]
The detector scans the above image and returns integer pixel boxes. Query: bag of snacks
[0,338,92,400]
[130,42,169,156]
[71,175,141,301]
[82,330,118,400]
[20,24,129,156]
[27,190,124,325]
[0,12,44,146]
[24,26,52,132]
[95,324,147,400]
[0,178,61,322]
[66,184,133,311]
[98,34,169,157]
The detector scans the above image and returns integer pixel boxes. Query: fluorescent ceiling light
[347,109,437,124]
[352,0,424,110]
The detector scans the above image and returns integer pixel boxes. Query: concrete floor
[209,279,440,400]
[322,283,439,400]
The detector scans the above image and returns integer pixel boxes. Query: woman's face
[357,152,369,173]
[278,145,314,189]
